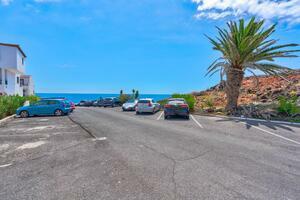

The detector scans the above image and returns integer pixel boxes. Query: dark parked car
[78,100,93,107]
[164,98,189,119]
[93,97,104,107]
[103,97,120,107]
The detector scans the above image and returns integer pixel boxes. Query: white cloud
[192,0,300,24]
[1,0,13,6]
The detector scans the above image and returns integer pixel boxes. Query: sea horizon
[36,93,171,103]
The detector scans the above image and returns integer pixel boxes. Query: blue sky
[1,0,300,94]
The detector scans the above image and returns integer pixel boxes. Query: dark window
[0,68,2,85]
[138,100,150,103]
[48,100,59,105]
[4,70,7,85]
[34,101,48,106]
[22,58,25,65]
[17,77,19,84]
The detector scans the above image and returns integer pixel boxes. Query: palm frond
[206,17,299,78]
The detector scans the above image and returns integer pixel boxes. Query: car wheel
[54,109,63,116]
[186,115,190,120]
[20,111,29,118]
[164,115,168,120]
[136,111,140,115]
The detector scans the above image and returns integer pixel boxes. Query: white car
[136,98,160,114]
[122,99,138,111]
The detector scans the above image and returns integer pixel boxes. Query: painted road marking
[0,163,12,168]
[94,137,107,141]
[240,121,300,146]
[191,115,203,129]
[157,111,164,120]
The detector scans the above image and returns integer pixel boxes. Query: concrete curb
[193,113,300,126]
[0,114,16,125]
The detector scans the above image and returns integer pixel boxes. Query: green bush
[119,94,131,104]
[203,96,214,109]
[171,93,196,111]
[0,95,39,119]
[277,95,300,116]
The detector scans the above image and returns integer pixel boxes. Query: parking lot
[1,106,300,200]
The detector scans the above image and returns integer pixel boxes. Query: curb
[193,113,300,126]
[0,114,16,125]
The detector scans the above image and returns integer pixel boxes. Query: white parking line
[157,111,164,120]
[0,163,12,168]
[191,115,203,129]
[240,121,300,145]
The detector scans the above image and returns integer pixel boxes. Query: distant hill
[193,70,300,110]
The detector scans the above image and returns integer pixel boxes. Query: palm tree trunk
[225,68,244,114]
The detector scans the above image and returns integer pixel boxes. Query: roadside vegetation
[0,95,39,119]
[119,89,139,104]
[277,92,300,117]
[206,17,299,114]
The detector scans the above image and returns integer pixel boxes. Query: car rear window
[168,100,185,105]
[138,100,150,103]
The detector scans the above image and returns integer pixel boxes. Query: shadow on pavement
[216,118,299,133]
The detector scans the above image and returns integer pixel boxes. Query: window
[0,68,2,85]
[17,77,19,84]
[48,100,59,105]
[138,100,150,103]
[22,57,25,65]
[20,79,24,86]
[33,101,48,106]
[4,69,7,85]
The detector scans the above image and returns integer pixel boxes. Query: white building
[0,43,34,96]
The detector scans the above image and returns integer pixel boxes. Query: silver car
[136,98,160,114]
[122,99,138,111]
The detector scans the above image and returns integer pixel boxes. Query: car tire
[164,115,168,120]
[54,109,64,116]
[136,111,140,115]
[20,110,29,118]
[186,115,190,120]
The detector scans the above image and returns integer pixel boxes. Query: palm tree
[206,17,299,113]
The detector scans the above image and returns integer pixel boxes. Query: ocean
[36,93,171,103]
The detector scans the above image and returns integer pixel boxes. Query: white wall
[3,70,23,96]
[0,45,25,74]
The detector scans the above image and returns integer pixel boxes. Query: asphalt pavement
[0,107,300,200]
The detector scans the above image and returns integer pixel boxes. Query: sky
[0,0,300,94]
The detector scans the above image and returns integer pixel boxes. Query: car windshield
[127,99,136,103]
[138,100,150,103]
[104,98,112,101]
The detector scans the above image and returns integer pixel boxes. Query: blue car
[16,99,71,118]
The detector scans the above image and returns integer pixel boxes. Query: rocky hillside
[193,70,300,110]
